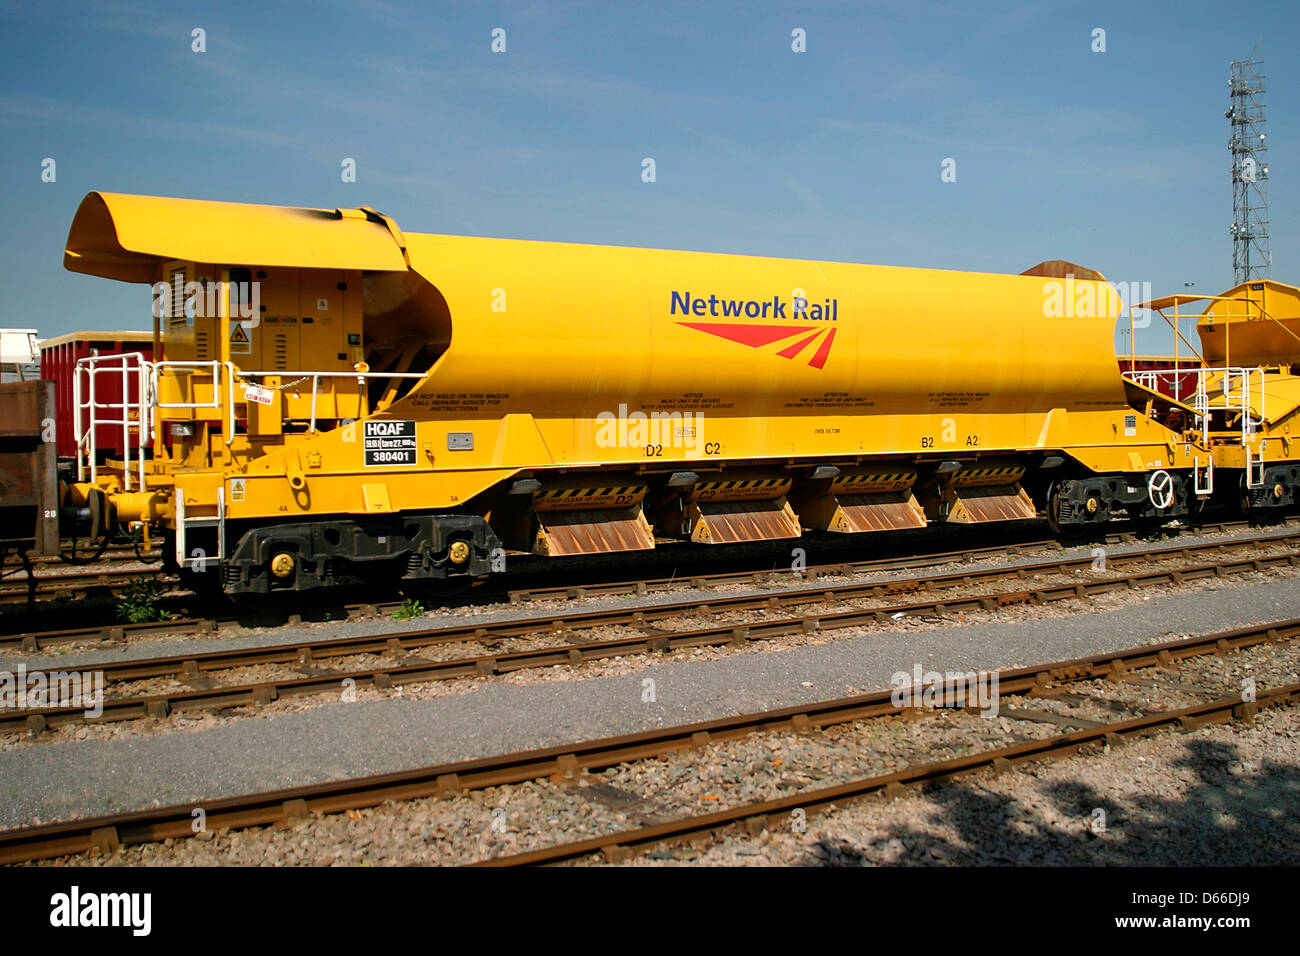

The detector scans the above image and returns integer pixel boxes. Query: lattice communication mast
[1228,51,1270,285]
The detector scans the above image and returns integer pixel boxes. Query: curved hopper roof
[64,191,409,283]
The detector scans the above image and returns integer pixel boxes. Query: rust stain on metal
[536,506,654,556]
[951,485,1038,523]
[834,492,927,532]
[691,499,801,543]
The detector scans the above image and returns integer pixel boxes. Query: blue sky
[1,0,1296,352]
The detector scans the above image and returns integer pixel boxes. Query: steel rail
[6,544,1300,733]
[508,538,1060,602]
[0,568,172,603]
[0,616,1294,864]
[18,545,161,566]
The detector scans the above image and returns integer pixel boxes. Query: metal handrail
[1122,364,1266,452]
[73,360,424,488]
[73,352,151,490]
[234,368,424,433]
[150,360,223,409]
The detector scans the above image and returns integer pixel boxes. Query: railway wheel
[59,488,113,565]
[1045,481,1064,536]
[1240,473,1286,525]
[1045,481,1106,542]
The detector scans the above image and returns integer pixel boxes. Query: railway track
[479,682,1296,866]
[505,537,1063,603]
[0,531,1116,649]
[0,529,1080,648]
[3,519,1291,653]
[0,565,172,607]
[13,543,161,568]
[6,530,1299,734]
[0,535,1054,647]
[1,615,1294,865]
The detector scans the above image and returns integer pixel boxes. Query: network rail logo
[671,288,839,368]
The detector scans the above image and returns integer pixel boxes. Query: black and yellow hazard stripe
[533,484,648,512]
[949,464,1026,488]
[693,476,792,502]
[535,485,643,500]
[832,470,918,492]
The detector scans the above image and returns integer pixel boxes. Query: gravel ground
[664,709,1300,867]
[34,633,1300,866]
[4,569,1300,832]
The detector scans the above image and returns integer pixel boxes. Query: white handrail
[73,352,151,490]
[1122,365,1265,450]
[234,369,424,433]
[73,360,426,487]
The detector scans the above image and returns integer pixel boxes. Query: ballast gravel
[5,556,1300,753]
[666,708,1300,868]
[38,639,1300,866]
[4,573,1300,831]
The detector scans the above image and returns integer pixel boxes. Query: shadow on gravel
[795,736,1300,866]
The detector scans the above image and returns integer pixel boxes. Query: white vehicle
[0,328,39,382]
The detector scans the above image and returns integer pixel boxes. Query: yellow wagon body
[59,191,1288,595]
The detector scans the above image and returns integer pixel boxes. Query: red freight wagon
[40,330,153,461]
[1118,354,1201,402]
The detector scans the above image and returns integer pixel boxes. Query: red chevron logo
[676,322,837,369]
